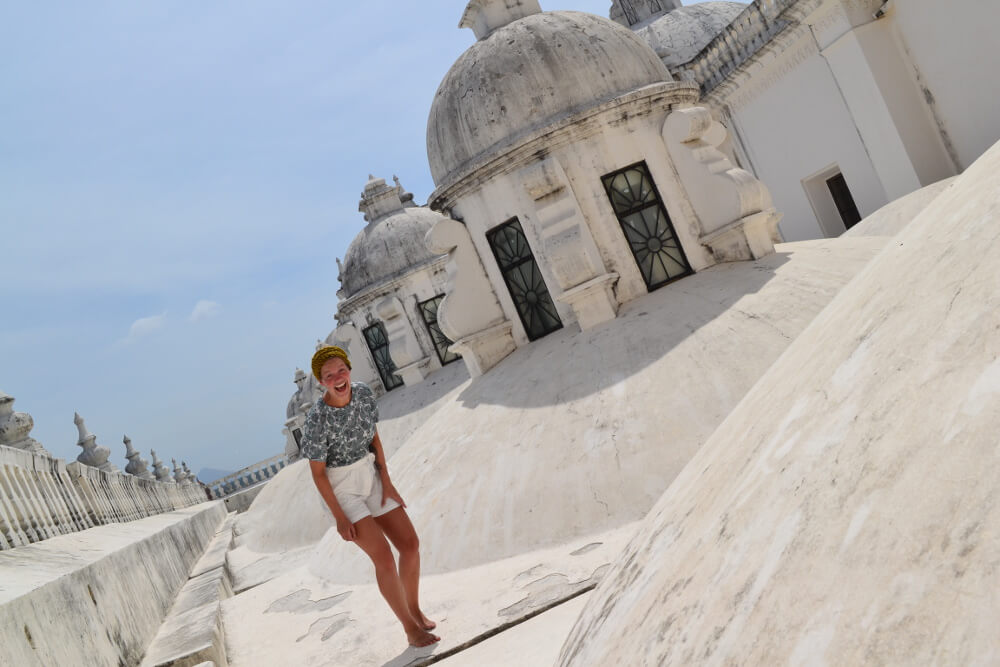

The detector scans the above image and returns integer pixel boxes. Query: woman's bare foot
[415,612,437,631]
[407,627,440,648]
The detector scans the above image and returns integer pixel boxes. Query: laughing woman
[301,345,439,648]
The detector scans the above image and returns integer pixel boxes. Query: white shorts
[325,453,400,524]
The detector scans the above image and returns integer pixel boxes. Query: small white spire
[460,0,543,41]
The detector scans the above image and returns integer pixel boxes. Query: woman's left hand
[382,479,407,508]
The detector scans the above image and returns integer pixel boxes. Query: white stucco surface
[559,140,1000,666]
[439,592,589,667]
[427,10,670,185]
[217,162,972,664]
[728,43,888,241]
[890,0,1000,170]
[233,235,887,587]
[222,524,634,667]
[842,175,957,239]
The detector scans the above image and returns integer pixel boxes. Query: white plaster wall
[299,235,888,582]
[891,0,1000,169]
[452,183,575,347]
[396,262,453,369]
[559,137,1000,667]
[729,42,887,240]
[340,260,453,385]
[562,117,715,295]
[852,19,956,187]
[448,109,715,344]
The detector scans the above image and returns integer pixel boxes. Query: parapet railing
[0,445,205,551]
[208,453,288,499]
[675,0,797,95]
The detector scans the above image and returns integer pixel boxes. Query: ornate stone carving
[151,449,172,482]
[426,216,515,377]
[662,106,780,262]
[0,391,48,455]
[74,412,117,472]
[519,158,620,330]
[459,0,543,41]
[171,458,185,484]
[611,0,679,28]
[181,461,195,485]
[123,435,153,479]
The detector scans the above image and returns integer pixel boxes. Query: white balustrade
[0,444,205,551]
[206,453,288,499]
[675,0,796,94]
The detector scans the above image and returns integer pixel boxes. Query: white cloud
[189,300,220,322]
[127,312,167,341]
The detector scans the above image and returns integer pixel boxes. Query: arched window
[363,322,404,391]
[418,295,461,365]
[486,218,562,341]
[602,161,692,290]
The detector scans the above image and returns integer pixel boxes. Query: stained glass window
[362,322,403,391]
[602,162,692,290]
[418,295,460,365]
[486,218,562,341]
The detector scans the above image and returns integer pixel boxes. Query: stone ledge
[171,567,233,618]
[189,514,236,580]
[140,601,226,667]
[139,513,236,667]
[223,484,267,514]
[0,501,226,667]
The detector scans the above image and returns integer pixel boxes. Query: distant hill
[198,467,235,483]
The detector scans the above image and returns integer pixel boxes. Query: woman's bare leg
[374,507,436,630]
[352,516,439,646]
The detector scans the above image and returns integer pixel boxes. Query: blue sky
[1,1,708,478]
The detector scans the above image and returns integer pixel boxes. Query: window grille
[362,322,403,391]
[418,295,460,365]
[486,218,563,341]
[602,161,692,290]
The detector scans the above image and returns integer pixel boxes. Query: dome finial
[460,0,542,41]
[359,174,406,224]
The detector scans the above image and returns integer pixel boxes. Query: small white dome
[634,2,747,68]
[426,10,670,187]
[339,176,447,300]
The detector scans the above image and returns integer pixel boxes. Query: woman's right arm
[309,460,356,541]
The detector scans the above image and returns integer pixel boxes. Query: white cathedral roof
[632,1,747,68]
[338,175,447,302]
[426,7,670,187]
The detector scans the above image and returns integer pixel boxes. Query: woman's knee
[364,542,396,570]
[396,531,419,556]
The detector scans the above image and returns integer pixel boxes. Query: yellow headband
[311,346,351,380]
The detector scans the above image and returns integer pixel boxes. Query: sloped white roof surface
[238,235,887,582]
[560,141,1000,666]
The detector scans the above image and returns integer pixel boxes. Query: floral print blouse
[299,382,378,468]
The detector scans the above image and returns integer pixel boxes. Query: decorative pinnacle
[459,0,542,41]
[74,412,92,443]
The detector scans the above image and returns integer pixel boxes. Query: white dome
[634,2,747,68]
[339,177,447,300]
[426,10,671,187]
